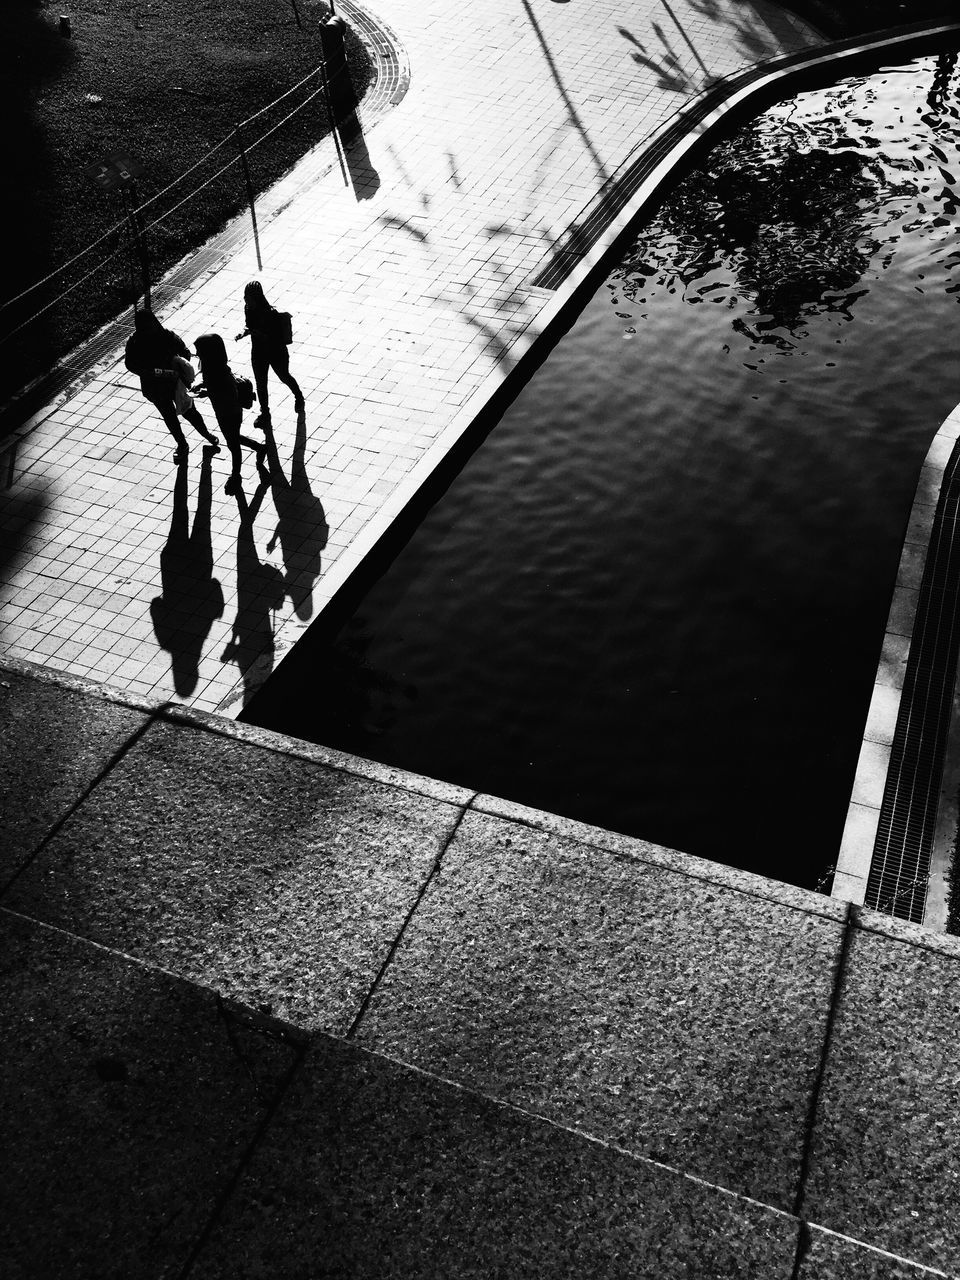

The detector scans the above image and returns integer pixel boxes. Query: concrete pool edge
[834,402,960,929]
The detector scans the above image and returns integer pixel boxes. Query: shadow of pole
[520,0,609,185]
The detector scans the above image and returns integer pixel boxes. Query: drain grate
[866,440,960,924]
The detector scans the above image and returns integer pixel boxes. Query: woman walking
[194,332,264,494]
[236,280,303,426]
[124,310,219,461]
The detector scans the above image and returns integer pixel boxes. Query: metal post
[123,185,150,310]
[318,53,349,186]
[129,183,151,311]
[234,123,263,271]
[120,189,138,314]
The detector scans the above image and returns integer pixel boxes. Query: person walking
[124,310,219,461]
[194,332,264,494]
[235,280,304,427]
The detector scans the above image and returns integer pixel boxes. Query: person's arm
[167,329,191,360]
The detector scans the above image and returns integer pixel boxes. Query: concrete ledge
[4,660,960,1274]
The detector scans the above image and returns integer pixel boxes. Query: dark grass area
[0,0,372,404]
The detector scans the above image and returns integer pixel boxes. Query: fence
[0,25,357,402]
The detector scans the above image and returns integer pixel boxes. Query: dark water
[245,50,960,889]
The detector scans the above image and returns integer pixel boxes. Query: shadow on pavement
[261,408,329,623]
[150,451,224,697]
[221,471,286,700]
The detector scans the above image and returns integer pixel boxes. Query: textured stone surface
[0,908,298,1280]
[2,719,462,1030]
[803,927,960,1274]
[355,808,844,1208]
[189,1032,801,1280]
[472,792,847,920]
[0,667,146,886]
[798,1226,948,1279]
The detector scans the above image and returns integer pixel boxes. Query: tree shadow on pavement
[150,451,224,697]
[260,408,328,623]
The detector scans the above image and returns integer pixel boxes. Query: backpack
[273,309,293,345]
[236,375,256,410]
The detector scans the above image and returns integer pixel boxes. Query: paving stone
[803,924,960,1274]
[188,1031,801,1280]
[354,808,843,1209]
[3,718,462,1031]
[797,1225,949,1280]
[0,665,147,886]
[0,907,298,1280]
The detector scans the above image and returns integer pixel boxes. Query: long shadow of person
[260,407,328,622]
[221,471,287,700]
[150,450,224,696]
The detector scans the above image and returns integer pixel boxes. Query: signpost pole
[234,123,263,271]
[119,188,139,315]
[127,182,151,310]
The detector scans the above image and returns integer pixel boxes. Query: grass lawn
[0,0,372,405]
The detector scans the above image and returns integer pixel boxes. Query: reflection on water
[245,48,960,889]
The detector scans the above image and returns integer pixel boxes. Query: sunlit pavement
[0,0,820,715]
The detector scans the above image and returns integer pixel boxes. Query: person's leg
[252,345,271,421]
[154,396,188,456]
[270,344,303,407]
[181,401,219,445]
[223,415,243,493]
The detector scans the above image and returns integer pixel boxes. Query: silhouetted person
[124,310,219,461]
[194,332,263,495]
[236,281,303,426]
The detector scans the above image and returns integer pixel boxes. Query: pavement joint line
[325,1029,805,1221]
[0,901,229,1011]
[0,701,170,900]
[343,801,476,1041]
[174,1031,310,1280]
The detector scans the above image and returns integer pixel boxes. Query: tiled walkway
[0,0,821,715]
